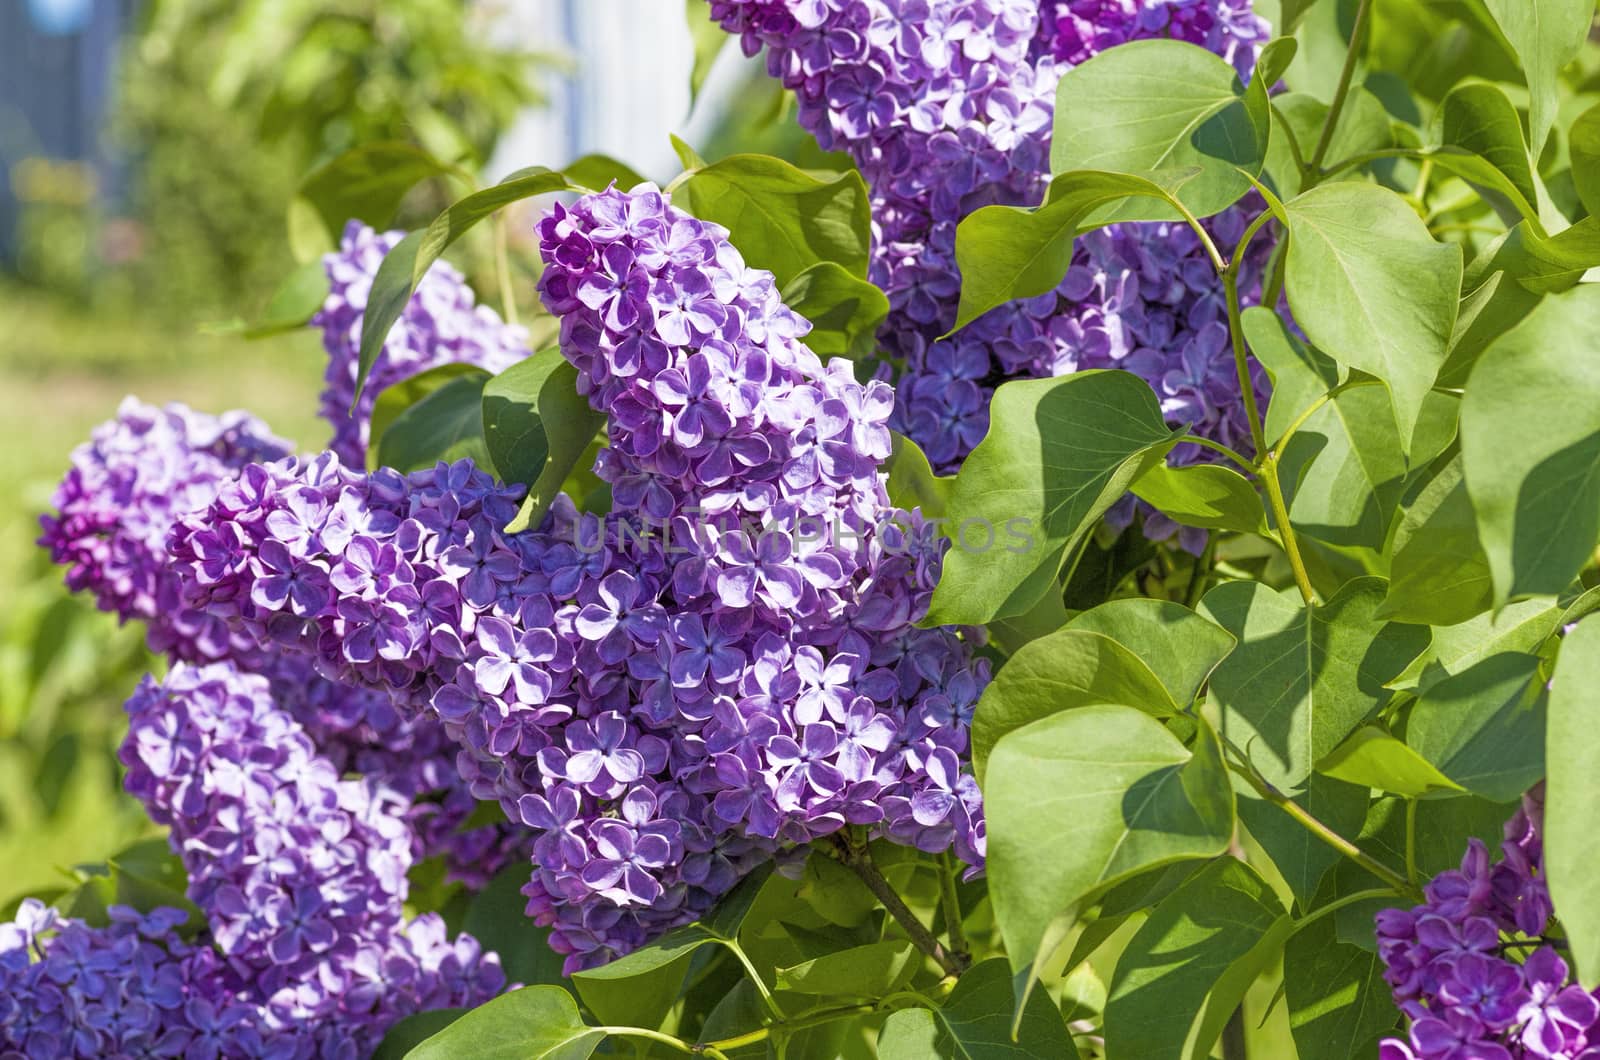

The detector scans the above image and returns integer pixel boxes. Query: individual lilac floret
[710,0,1274,507]
[1376,786,1600,1060]
[37,397,291,663]
[314,221,530,467]
[171,186,993,970]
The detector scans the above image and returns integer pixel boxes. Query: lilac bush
[709,0,1272,510]
[315,222,531,467]
[168,185,990,970]
[1377,788,1600,1060]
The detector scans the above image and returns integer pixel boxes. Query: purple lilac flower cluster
[37,398,292,663]
[0,664,503,1060]
[38,396,527,889]
[709,0,1272,513]
[168,186,990,970]
[1377,787,1600,1060]
[315,221,531,468]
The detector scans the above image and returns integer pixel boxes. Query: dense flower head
[315,221,531,467]
[37,397,292,663]
[0,663,504,1059]
[40,397,526,888]
[169,185,991,969]
[0,899,500,1060]
[1377,787,1600,1060]
[709,0,1273,511]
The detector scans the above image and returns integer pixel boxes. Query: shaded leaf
[1199,578,1430,792]
[1548,616,1600,989]
[986,706,1234,972]
[480,352,606,533]
[1407,653,1546,802]
[1283,182,1462,451]
[1462,285,1600,603]
[1382,457,1493,626]
[1051,39,1270,217]
[924,371,1179,626]
[780,261,889,358]
[876,959,1077,1059]
[373,372,492,474]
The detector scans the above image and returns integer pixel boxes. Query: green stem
[827,835,966,976]
[1405,799,1420,889]
[1224,749,1418,898]
[1222,269,1269,459]
[695,1004,877,1054]
[493,213,518,327]
[721,938,786,1024]
[938,852,971,961]
[1291,887,1404,937]
[1183,435,1258,473]
[598,1026,703,1057]
[1185,535,1218,610]
[1306,0,1375,178]
[1259,451,1317,606]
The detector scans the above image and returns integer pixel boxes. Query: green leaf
[480,352,607,533]
[970,627,1184,781]
[373,372,493,474]
[1241,306,1342,449]
[372,1010,467,1059]
[875,959,1077,1059]
[1431,82,1540,224]
[1254,38,1300,88]
[671,134,709,171]
[775,940,917,997]
[1569,102,1600,218]
[1316,726,1465,798]
[1131,461,1268,535]
[1382,456,1493,625]
[1283,912,1397,1060]
[1104,858,1286,1060]
[886,433,953,520]
[1407,653,1546,802]
[924,371,1179,627]
[1282,182,1463,452]
[406,986,602,1060]
[676,155,871,286]
[368,363,493,471]
[780,261,889,358]
[1279,0,1324,33]
[233,261,329,339]
[986,706,1234,973]
[295,141,463,240]
[462,864,567,989]
[1063,598,1238,714]
[1200,578,1429,792]
[1051,39,1270,217]
[1277,381,1407,551]
[354,168,575,402]
[948,169,1199,333]
[1237,772,1369,907]
[563,154,647,193]
[685,0,729,106]
[571,867,770,1029]
[1387,596,1565,695]
[1462,284,1600,603]
[1548,616,1600,989]
[1264,89,1393,200]
[1480,0,1594,154]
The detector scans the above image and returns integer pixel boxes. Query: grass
[0,280,329,903]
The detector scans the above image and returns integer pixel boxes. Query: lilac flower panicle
[1378,786,1600,1060]
[709,0,1272,550]
[38,398,292,663]
[170,185,992,970]
[315,221,531,467]
[42,399,527,887]
[0,664,504,1059]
